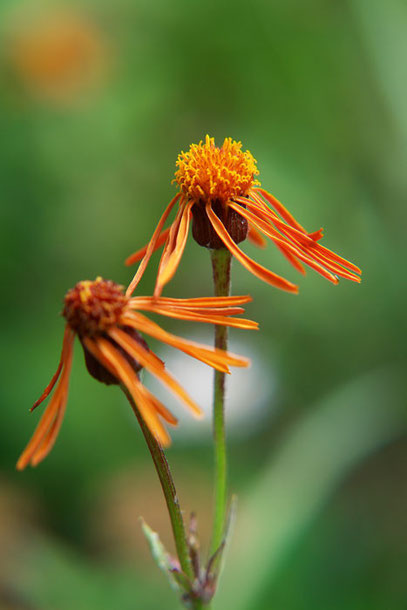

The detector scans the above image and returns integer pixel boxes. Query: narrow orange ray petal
[155,202,186,272]
[30,340,74,466]
[17,399,60,470]
[137,303,247,316]
[126,193,180,297]
[242,201,360,280]
[17,334,74,470]
[206,202,299,293]
[311,242,362,275]
[96,337,171,447]
[247,193,323,252]
[152,200,189,294]
[131,295,253,308]
[252,187,308,233]
[154,200,193,297]
[309,229,324,241]
[128,304,258,329]
[248,224,267,248]
[31,326,74,411]
[249,192,361,276]
[107,327,204,418]
[84,338,175,428]
[122,312,250,370]
[276,243,306,274]
[125,227,171,266]
[133,382,178,426]
[229,201,339,284]
[30,384,69,467]
[306,248,362,282]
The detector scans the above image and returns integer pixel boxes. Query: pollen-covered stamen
[175,135,260,204]
[63,277,129,336]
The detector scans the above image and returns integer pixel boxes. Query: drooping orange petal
[252,187,308,233]
[107,327,204,418]
[95,337,171,446]
[137,384,178,426]
[17,330,74,470]
[248,224,267,248]
[121,311,250,371]
[248,191,361,277]
[125,227,171,267]
[275,243,306,274]
[309,229,324,241]
[129,302,258,329]
[155,200,186,272]
[31,325,73,411]
[83,336,176,426]
[131,295,253,308]
[229,201,339,284]
[154,200,193,297]
[241,201,360,281]
[133,299,247,315]
[126,193,180,297]
[206,201,299,293]
[310,241,362,276]
[30,392,68,467]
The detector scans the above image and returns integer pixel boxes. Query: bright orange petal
[121,311,250,371]
[125,227,171,266]
[126,193,180,297]
[154,200,193,297]
[240,201,360,282]
[275,243,306,274]
[131,295,253,307]
[229,201,340,284]
[31,325,73,411]
[17,331,74,470]
[83,337,175,427]
[248,191,361,277]
[252,187,308,233]
[107,327,204,418]
[95,337,171,446]
[206,201,299,293]
[248,224,267,248]
[129,303,258,329]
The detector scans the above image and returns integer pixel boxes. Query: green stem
[123,388,194,583]
[210,248,232,555]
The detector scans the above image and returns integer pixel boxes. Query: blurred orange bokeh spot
[7,8,108,104]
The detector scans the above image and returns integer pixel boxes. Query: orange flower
[126,135,361,297]
[17,278,256,469]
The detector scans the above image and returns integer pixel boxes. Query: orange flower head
[175,135,260,204]
[126,135,362,297]
[17,278,257,469]
[63,278,128,336]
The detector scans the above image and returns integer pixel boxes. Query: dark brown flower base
[192,199,248,249]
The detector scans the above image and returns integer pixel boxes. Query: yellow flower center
[174,135,260,203]
[63,277,128,335]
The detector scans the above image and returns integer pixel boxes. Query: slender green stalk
[210,248,232,555]
[123,387,194,583]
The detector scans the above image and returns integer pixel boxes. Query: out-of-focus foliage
[0,0,406,608]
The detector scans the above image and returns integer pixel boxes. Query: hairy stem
[123,388,194,583]
[210,248,232,555]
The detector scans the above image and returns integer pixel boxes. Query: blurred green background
[0,0,406,608]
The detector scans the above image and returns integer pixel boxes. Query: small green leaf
[140,518,188,596]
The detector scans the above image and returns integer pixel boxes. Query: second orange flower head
[126,135,361,297]
[17,277,257,469]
